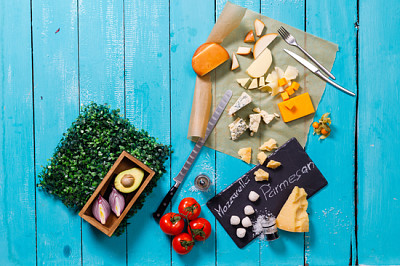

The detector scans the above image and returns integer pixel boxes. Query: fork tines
[278,26,290,39]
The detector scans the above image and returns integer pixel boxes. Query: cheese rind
[228,92,252,116]
[278,93,315,122]
[276,186,309,232]
[229,118,248,140]
[238,147,251,164]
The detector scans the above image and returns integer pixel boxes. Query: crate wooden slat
[79,151,155,236]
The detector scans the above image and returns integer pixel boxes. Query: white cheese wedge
[231,52,240,70]
[284,65,299,80]
[229,118,248,141]
[258,76,265,87]
[248,79,258,89]
[228,92,252,116]
[259,110,276,124]
[276,186,309,232]
[249,114,261,136]
[236,78,251,89]
[246,48,272,78]
[237,46,252,55]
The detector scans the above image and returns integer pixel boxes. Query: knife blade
[284,49,355,96]
[153,90,233,221]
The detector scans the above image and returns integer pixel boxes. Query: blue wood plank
[124,0,172,265]
[214,1,260,265]
[78,0,127,264]
[170,1,217,265]
[0,0,36,264]
[260,0,305,264]
[358,0,400,264]
[305,0,357,264]
[32,0,82,264]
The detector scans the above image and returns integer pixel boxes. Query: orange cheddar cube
[285,86,295,95]
[285,101,295,110]
[291,82,300,91]
[278,78,288,87]
[192,42,229,76]
[281,92,289,101]
[278,93,315,122]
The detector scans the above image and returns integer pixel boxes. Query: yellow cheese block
[278,93,315,122]
[276,186,309,232]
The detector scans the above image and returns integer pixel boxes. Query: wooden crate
[79,151,155,236]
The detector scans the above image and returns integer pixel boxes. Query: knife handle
[297,45,336,80]
[152,183,179,222]
[315,70,355,96]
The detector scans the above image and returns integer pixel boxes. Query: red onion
[109,187,125,217]
[92,194,111,224]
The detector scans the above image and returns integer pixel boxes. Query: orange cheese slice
[278,93,315,122]
[192,42,229,76]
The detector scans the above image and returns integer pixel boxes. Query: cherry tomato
[159,213,184,236]
[172,233,194,255]
[188,217,212,241]
[178,197,201,220]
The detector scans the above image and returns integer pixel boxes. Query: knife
[153,90,233,222]
[284,49,355,96]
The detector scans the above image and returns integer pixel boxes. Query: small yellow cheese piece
[281,92,289,101]
[238,147,251,164]
[254,169,269,181]
[276,186,309,232]
[278,77,288,87]
[267,160,281,169]
[248,79,258,89]
[257,152,267,164]
[285,86,295,96]
[259,138,278,151]
[278,93,315,123]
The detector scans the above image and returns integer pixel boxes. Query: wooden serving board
[207,138,328,248]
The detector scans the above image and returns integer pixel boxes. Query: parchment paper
[189,2,338,164]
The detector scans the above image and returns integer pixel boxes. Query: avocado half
[114,168,144,193]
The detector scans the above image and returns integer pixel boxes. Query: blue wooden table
[1,0,398,265]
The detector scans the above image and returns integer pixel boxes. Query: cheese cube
[291,82,300,91]
[281,92,289,101]
[278,93,315,123]
[285,86,295,96]
[285,101,295,110]
[276,186,309,232]
[278,77,288,87]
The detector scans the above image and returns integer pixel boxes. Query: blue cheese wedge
[229,117,248,140]
[228,92,252,116]
[249,114,261,136]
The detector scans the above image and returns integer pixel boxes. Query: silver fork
[278,26,336,80]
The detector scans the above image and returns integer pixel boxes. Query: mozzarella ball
[248,191,260,202]
[242,216,252,228]
[244,205,255,215]
[236,228,246,238]
[230,215,240,225]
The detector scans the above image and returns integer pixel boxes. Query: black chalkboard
[206,138,328,248]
